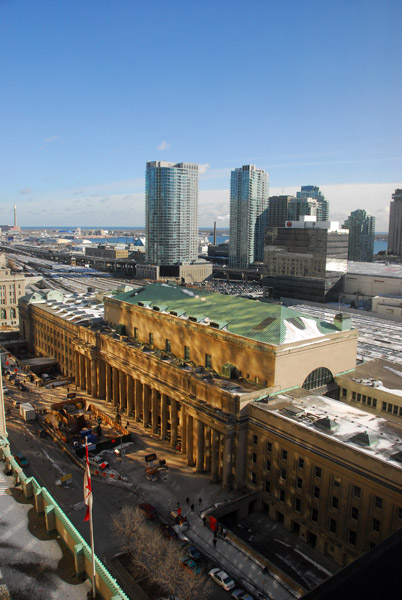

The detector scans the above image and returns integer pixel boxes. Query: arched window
[10,308,16,319]
[302,367,333,391]
[1,309,6,320]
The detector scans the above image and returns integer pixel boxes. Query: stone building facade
[19,284,402,565]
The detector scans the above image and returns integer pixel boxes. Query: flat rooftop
[347,261,402,278]
[337,359,402,397]
[259,393,402,469]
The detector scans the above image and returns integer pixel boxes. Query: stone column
[105,363,112,403]
[79,354,86,390]
[186,414,194,466]
[119,370,127,412]
[204,425,211,472]
[90,359,97,398]
[75,354,80,388]
[135,379,142,422]
[211,429,219,483]
[86,358,91,394]
[222,435,233,490]
[143,384,150,428]
[126,375,134,416]
[151,388,159,434]
[161,394,168,440]
[98,360,106,399]
[170,399,178,448]
[181,407,187,454]
[234,426,247,490]
[112,367,119,407]
[195,419,204,473]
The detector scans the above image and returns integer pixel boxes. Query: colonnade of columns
[74,353,235,488]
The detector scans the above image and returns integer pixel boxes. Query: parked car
[181,543,201,560]
[232,589,255,600]
[209,568,236,591]
[14,453,29,468]
[138,503,157,520]
[159,524,178,540]
[180,556,201,575]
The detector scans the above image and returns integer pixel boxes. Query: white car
[209,568,236,591]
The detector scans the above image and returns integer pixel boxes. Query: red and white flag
[83,442,92,522]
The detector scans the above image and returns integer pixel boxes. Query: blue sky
[1,0,401,230]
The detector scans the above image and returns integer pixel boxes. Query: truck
[19,402,36,422]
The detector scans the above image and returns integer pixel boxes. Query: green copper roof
[112,283,344,346]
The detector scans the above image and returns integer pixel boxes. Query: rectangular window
[252,453,257,464]
[279,489,285,502]
[357,393,361,402]
[352,391,356,400]
[315,466,322,478]
[298,457,304,469]
[349,530,356,546]
[374,496,383,509]
[295,498,301,512]
[165,339,171,353]
[313,486,320,499]
[266,460,271,472]
[251,472,256,484]
[373,518,380,532]
[333,476,341,487]
[265,480,270,493]
[362,395,367,404]
[280,468,286,480]
[329,518,337,533]
[296,477,303,489]
[387,403,393,413]
[149,333,154,346]
[353,485,361,498]
[311,508,318,522]
[205,353,212,369]
[382,401,387,411]
[332,496,339,509]
[394,405,399,415]
[351,507,359,520]
[342,388,347,398]
[184,346,190,361]
[266,441,272,452]
[373,398,377,408]
[398,507,402,520]
[281,449,288,461]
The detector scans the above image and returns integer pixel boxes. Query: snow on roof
[264,393,402,467]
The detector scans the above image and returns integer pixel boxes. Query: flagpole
[85,438,96,599]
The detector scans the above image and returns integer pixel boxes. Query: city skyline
[1,1,401,230]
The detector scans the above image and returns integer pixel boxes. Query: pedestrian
[222,527,227,539]
[198,497,202,506]
[186,496,190,505]
[212,538,217,548]
[202,516,206,527]
[190,503,194,512]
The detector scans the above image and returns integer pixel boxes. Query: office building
[145,161,199,265]
[268,195,295,228]
[296,185,329,221]
[0,262,26,328]
[229,165,269,268]
[342,209,375,262]
[388,189,402,256]
[263,216,349,302]
[288,196,318,221]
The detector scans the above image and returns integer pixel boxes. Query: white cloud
[157,140,170,151]
[198,163,210,175]
[19,188,32,194]
[39,135,62,151]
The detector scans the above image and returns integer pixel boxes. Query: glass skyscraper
[342,209,375,262]
[229,164,269,268]
[145,161,199,266]
[296,185,328,221]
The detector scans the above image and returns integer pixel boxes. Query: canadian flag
[83,442,92,522]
